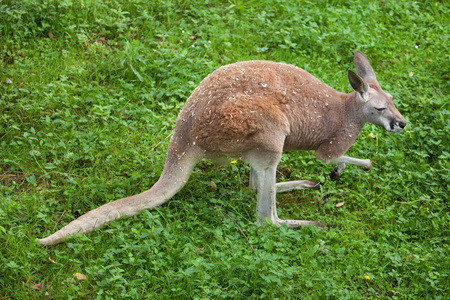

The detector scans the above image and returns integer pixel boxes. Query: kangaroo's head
[348,51,406,133]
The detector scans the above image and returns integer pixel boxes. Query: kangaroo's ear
[353,51,378,84]
[348,69,369,101]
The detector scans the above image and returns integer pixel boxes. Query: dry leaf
[318,246,330,253]
[189,36,196,40]
[406,254,412,264]
[74,273,87,280]
[335,201,345,208]
[32,283,42,290]
[48,32,54,39]
[18,82,24,89]
[210,180,217,190]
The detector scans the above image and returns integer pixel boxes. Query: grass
[0,0,449,298]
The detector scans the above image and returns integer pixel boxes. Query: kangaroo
[38,51,406,246]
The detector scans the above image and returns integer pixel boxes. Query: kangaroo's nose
[399,121,406,129]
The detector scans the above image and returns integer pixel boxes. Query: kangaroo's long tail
[38,150,198,246]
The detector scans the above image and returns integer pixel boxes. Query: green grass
[1,0,449,298]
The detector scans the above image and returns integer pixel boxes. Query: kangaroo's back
[177,60,344,157]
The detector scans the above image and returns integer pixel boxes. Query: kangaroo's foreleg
[331,156,372,171]
[327,156,371,179]
[329,163,346,179]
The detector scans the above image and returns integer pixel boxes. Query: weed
[0,0,449,298]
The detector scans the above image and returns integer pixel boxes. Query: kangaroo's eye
[375,107,386,111]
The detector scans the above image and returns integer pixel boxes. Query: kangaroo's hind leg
[249,167,259,192]
[245,149,322,228]
[275,180,319,193]
[254,169,319,193]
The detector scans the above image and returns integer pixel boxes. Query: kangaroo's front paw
[362,160,372,171]
[329,167,340,179]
